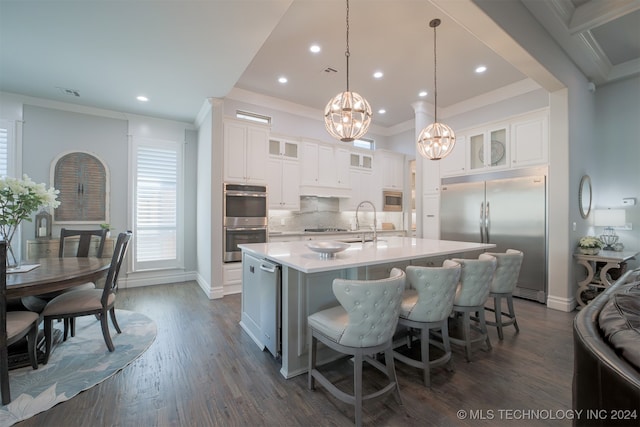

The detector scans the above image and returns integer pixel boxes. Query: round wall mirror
[578,175,592,219]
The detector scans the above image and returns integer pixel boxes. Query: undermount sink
[339,237,375,243]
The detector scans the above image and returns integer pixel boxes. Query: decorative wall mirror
[578,175,592,219]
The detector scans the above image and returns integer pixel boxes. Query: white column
[412,101,432,238]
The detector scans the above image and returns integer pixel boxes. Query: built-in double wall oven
[224,183,268,262]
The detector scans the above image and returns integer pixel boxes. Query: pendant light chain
[345,0,350,92]
[432,19,438,124]
[323,0,372,142]
[416,18,456,160]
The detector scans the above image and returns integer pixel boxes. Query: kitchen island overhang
[239,237,496,378]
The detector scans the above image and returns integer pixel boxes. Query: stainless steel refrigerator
[440,170,547,302]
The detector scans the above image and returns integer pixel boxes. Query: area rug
[0,310,157,427]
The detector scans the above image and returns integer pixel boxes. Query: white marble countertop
[239,236,495,274]
[268,229,406,237]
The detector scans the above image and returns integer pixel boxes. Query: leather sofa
[573,267,640,426]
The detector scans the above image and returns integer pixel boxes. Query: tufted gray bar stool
[449,256,497,362]
[307,268,406,427]
[393,260,461,387]
[482,249,523,340]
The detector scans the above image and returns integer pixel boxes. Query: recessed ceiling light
[309,44,321,53]
[378,109,386,114]
[373,71,384,79]
[475,65,487,73]
[418,91,428,97]
[278,76,288,84]
[136,95,148,102]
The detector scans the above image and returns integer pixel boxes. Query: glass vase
[5,238,21,270]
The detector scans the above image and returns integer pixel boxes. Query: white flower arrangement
[0,175,60,265]
[578,236,604,249]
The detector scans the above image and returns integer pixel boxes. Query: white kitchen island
[239,236,495,378]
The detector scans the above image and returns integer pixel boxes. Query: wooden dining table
[4,257,111,368]
[7,257,111,298]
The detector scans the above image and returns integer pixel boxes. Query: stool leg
[478,308,492,351]
[507,295,520,333]
[308,333,317,390]
[440,319,454,372]
[384,347,403,405]
[420,327,430,387]
[354,352,364,427]
[462,312,472,362]
[494,295,504,340]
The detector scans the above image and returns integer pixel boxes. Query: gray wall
[592,76,640,254]
[22,105,128,240]
[18,103,198,273]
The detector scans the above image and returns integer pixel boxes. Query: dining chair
[481,250,524,340]
[22,228,109,339]
[1,241,41,405]
[393,260,461,387]
[58,228,108,258]
[59,228,109,339]
[42,231,132,364]
[449,256,497,362]
[308,268,406,427]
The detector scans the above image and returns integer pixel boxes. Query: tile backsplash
[269,196,404,232]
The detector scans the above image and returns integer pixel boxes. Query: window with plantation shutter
[0,120,12,177]
[132,138,183,270]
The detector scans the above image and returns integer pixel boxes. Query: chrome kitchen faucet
[355,201,377,243]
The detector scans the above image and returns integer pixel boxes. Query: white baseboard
[546,294,576,312]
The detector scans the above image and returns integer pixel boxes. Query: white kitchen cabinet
[269,137,299,160]
[223,262,242,294]
[300,141,350,190]
[342,168,374,211]
[334,147,351,188]
[422,194,440,239]
[267,157,300,210]
[439,135,467,177]
[467,123,509,172]
[376,150,404,190]
[350,152,373,170]
[422,157,441,194]
[267,137,300,210]
[224,120,269,184]
[510,111,549,167]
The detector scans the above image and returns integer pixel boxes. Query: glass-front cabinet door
[488,127,507,168]
[269,138,299,159]
[467,124,508,171]
[469,132,485,171]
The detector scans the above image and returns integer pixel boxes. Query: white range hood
[299,185,351,199]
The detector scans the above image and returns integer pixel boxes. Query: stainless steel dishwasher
[241,253,281,357]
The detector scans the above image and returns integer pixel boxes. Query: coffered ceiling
[522,0,640,86]
[0,0,638,128]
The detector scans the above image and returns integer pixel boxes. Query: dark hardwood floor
[18,281,576,427]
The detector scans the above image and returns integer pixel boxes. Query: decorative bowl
[306,241,350,259]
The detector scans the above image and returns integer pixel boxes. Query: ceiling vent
[57,87,80,97]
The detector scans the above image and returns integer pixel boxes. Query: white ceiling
[1,0,638,128]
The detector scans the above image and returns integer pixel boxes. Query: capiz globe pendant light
[417,19,456,160]
[324,0,372,142]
